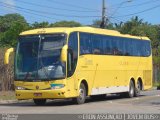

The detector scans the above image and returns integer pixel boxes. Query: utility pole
[100,0,106,28]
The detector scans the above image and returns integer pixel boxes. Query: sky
[0,0,160,25]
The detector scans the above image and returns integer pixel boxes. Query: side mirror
[61,45,68,62]
[4,48,14,65]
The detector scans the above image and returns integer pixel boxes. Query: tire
[33,99,46,106]
[126,80,135,98]
[134,81,141,97]
[73,83,86,104]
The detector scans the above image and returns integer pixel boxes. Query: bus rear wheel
[33,99,46,106]
[73,83,86,104]
[134,80,141,97]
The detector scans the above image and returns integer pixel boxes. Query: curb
[152,87,157,90]
[0,100,32,104]
[0,100,18,104]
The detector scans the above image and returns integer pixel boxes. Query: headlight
[50,84,65,89]
[16,86,26,90]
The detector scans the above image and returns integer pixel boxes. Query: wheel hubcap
[137,82,141,93]
[79,89,84,100]
[130,84,134,95]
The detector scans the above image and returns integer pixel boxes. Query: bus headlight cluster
[50,84,65,89]
[16,86,26,90]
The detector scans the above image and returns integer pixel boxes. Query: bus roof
[20,27,150,40]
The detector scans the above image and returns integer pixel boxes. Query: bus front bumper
[15,89,69,100]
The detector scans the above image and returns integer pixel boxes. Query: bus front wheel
[33,99,46,106]
[73,83,86,104]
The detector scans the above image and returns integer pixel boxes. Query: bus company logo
[36,86,39,90]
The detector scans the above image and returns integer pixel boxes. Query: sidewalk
[0,99,32,104]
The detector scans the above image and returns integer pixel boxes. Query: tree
[1,22,29,47]
[31,21,49,29]
[0,13,28,32]
[115,22,124,31]
[91,19,114,29]
[50,21,81,27]
[92,20,102,28]
[117,16,145,35]
[0,14,29,47]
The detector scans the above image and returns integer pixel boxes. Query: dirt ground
[0,91,15,100]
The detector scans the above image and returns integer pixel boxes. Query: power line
[110,0,138,7]
[0,2,100,18]
[0,4,60,21]
[14,0,99,13]
[109,17,123,23]
[109,0,132,18]
[108,0,160,23]
[111,4,160,18]
[47,0,100,12]
[120,0,160,8]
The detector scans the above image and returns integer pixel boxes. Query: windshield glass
[15,34,66,81]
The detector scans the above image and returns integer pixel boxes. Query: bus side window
[80,32,91,55]
[145,41,151,56]
[91,34,103,55]
[80,46,90,54]
[93,48,101,54]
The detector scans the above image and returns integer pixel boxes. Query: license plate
[34,93,42,97]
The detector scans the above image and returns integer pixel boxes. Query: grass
[0,91,16,100]
[153,82,160,86]
[153,81,160,90]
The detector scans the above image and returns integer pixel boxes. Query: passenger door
[67,32,78,96]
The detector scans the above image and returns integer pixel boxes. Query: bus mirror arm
[61,45,68,62]
[4,48,14,65]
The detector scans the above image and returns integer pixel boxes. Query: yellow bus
[4,27,152,105]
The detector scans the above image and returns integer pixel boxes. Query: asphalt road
[0,90,160,114]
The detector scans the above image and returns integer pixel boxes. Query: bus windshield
[15,34,66,81]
